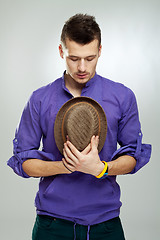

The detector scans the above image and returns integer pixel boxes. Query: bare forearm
[107,155,136,175]
[22,159,70,177]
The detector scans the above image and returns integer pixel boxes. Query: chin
[74,76,91,84]
[77,79,90,85]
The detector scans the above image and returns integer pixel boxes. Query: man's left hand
[62,135,104,176]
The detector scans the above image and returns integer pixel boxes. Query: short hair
[61,14,101,47]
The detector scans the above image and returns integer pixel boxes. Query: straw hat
[54,97,107,154]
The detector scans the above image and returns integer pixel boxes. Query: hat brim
[54,97,107,154]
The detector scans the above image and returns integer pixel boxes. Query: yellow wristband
[96,161,108,178]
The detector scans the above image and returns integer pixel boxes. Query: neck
[64,73,85,97]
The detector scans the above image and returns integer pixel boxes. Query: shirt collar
[85,72,97,88]
[62,71,68,92]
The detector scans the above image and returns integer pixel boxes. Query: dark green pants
[32,215,125,240]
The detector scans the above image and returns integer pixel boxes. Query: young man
[8,14,151,240]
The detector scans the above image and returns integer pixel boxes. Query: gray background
[0,0,159,239]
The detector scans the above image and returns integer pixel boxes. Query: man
[8,14,151,240]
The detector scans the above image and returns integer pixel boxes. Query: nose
[78,59,86,72]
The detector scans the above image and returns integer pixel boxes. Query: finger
[90,135,96,147]
[66,135,70,141]
[62,158,73,172]
[62,158,76,173]
[95,135,99,147]
[90,135,99,150]
[63,148,74,165]
[64,143,78,163]
[63,151,78,172]
[66,141,81,159]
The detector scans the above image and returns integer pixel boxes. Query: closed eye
[86,57,95,61]
[68,55,97,62]
[68,57,79,62]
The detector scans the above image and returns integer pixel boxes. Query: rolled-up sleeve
[7,92,55,178]
[111,88,151,173]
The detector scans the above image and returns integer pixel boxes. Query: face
[59,38,102,85]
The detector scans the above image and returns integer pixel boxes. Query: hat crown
[54,97,107,154]
[62,102,100,151]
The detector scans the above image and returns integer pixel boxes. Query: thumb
[91,135,99,150]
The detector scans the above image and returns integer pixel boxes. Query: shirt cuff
[111,133,152,174]
[7,150,56,178]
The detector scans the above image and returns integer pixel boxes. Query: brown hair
[61,14,101,47]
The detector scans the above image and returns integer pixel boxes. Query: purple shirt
[7,73,151,225]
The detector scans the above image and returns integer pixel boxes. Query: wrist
[95,161,108,178]
[61,160,72,174]
[93,161,105,177]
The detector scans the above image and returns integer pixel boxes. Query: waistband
[37,214,120,240]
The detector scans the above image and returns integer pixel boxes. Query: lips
[76,73,88,79]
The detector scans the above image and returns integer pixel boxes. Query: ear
[59,44,64,59]
[98,45,102,57]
